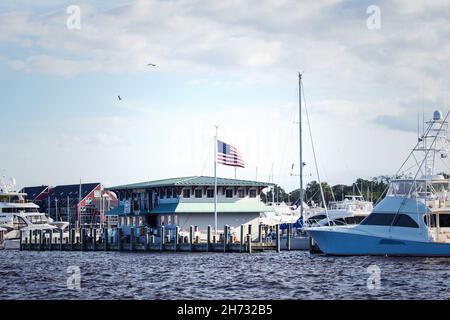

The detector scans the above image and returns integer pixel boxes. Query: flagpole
[214,125,218,235]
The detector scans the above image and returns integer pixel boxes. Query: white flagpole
[214,126,218,235]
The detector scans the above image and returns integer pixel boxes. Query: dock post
[29,230,33,247]
[240,225,244,253]
[103,228,108,251]
[189,225,194,252]
[207,225,211,252]
[258,224,263,243]
[130,227,135,251]
[38,230,43,251]
[175,226,179,252]
[287,224,291,251]
[276,224,281,253]
[80,228,85,251]
[223,225,228,253]
[49,229,53,251]
[93,228,97,251]
[19,230,23,251]
[59,229,63,251]
[145,229,150,251]
[34,230,38,246]
[248,224,252,242]
[247,234,252,254]
[118,228,124,251]
[160,226,165,251]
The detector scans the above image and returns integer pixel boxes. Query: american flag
[217,140,245,168]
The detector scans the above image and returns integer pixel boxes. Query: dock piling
[287,224,291,251]
[207,225,211,252]
[258,224,263,243]
[93,228,97,251]
[59,229,63,251]
[103,228,108,251]
[130,227,135,251]
[224,225,229,253]
[175,226,179,252]
[276,224,281,253]
[160,226,165,251]
[240,225,244,253]
[247,234,252,254]
[189,225,194,252]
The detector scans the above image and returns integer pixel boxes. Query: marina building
[107,176,273,240]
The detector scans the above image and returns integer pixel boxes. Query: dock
[19,224,283,253]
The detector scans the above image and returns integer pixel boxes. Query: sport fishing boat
[0,177,68,249]
[307,110,450,256]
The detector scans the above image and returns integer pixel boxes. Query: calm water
[0,250,449,300]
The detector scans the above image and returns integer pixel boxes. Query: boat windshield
[27,215,49,225]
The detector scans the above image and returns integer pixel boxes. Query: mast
[214,126,218,235]
[299,73,304,225]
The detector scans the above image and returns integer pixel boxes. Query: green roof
[108,176,274,191]
[149,202,273,214]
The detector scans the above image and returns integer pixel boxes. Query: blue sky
[1,0,450,191]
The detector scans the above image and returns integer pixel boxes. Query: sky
[1,0,450,191]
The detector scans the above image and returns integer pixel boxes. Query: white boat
[307,110,450,256]
[0,177,68,249]
[306,195,373,227]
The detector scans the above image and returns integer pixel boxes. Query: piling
[287,224,291,251]
[189,225,194,252]
[38,230,43,251]
[247,234,252,254]
[240,225,244,253]
[103,228,108,251]
[118,228,124,251]
[207,225,211,252]
[29,230,32,246]
[160,226,165,251]
[34,230,38,245]
[248,224,252,241]
[145,229,150,251]
[81,228,86,251]
[59,229,63,251]
[70,228,75,251]
[223,225,229,253]
[130,227,135,251]
[175,226,179,252]
[276,225,281,253]
[93,228,97,251]
[19,230,23,251]
[258,224,263,243]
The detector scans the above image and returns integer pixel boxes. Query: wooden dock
[19,224,283,254]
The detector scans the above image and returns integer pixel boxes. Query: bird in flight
[118,95,122,101]
[146,63,157,67]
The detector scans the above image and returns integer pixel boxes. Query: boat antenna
[298,73,305,226]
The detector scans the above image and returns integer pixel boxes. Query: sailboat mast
[299,73,304,224]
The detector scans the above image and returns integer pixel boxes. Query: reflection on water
[0,250,449,300]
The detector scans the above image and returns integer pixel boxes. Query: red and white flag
[217,140,245,168]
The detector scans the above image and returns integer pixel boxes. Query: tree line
[261,176,393,206]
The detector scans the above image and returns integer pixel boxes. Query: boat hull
[307,229,450,257]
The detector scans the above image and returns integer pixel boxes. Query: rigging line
[302,83,329,222]
[200,136,213,176]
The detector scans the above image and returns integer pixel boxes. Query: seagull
[146,63,157,67]
[118,95,122,101]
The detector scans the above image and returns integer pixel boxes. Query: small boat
[307,110,450,256]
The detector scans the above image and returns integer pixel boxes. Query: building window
[195,189,202,198]
[183,189,191,198]
[226,189,233,198]
[237,189,245,198]
[249,189,257,198]
[160,215,165,225]
[120,217,125,226]
[126,217,131,226]
[132,217,136,225]
[174,215,178,226]
[167,215,172,225]
[166,188,172,198]
[207,189,214,198]
[160,189,166,199]
[138,217,143,225]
